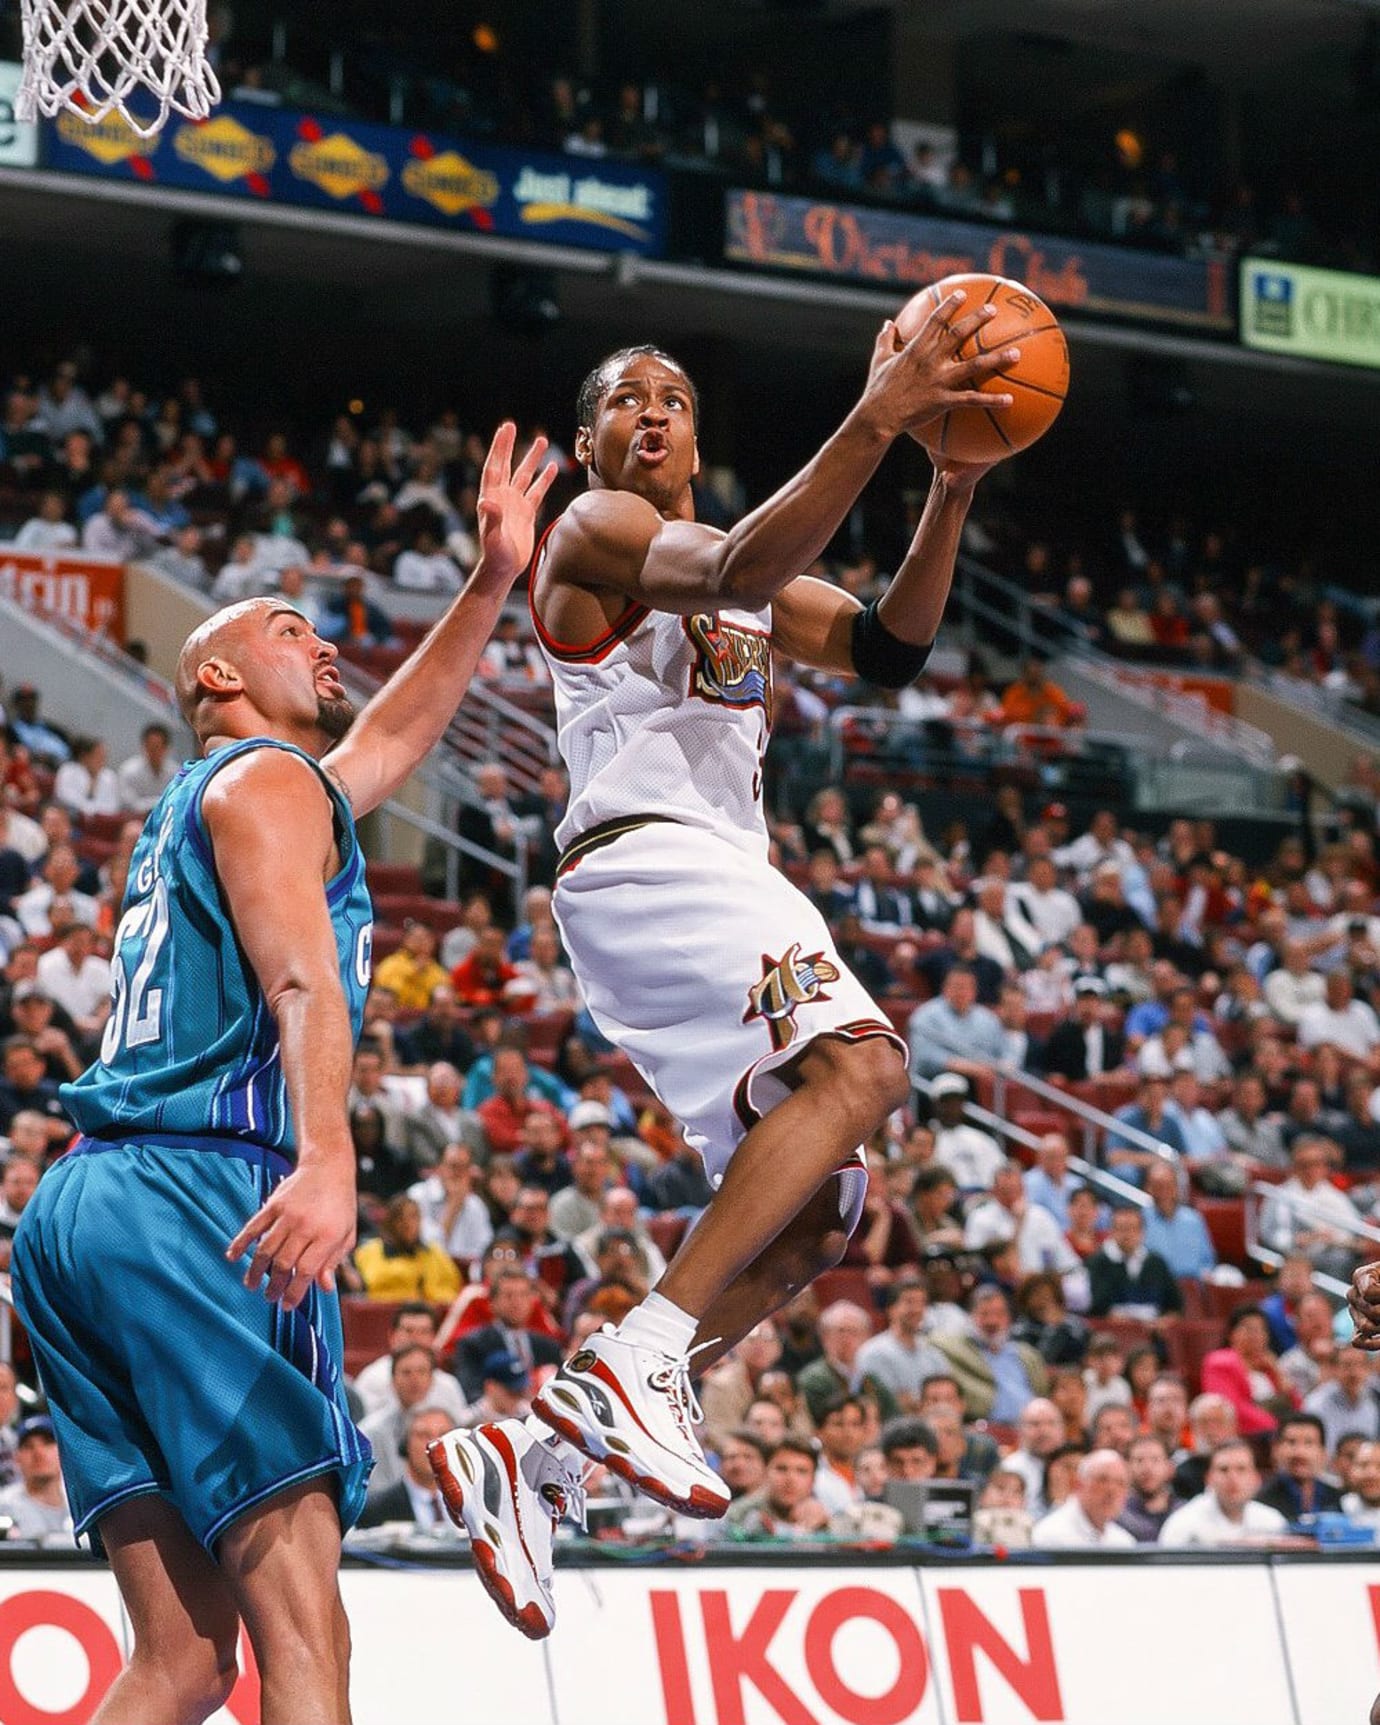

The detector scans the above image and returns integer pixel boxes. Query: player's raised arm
[545,299,1015,616]
[208,748,359,1311]
[324,422,557,818]
[771,453,995,678]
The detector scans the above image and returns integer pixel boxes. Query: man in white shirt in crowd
[0,804,46,870]
[1158,1440,1288,1546]
[1032,1450,1136,1549]
[15,846,99,938]
[0,1416,73,1543]
[964,1161,1089,1306]
[394,523,463,594]
[1009,855,1081,951]
[352,1306,470,1423]
[1003,1397,1067,1518]
[82,489,155,561]
[361,1344,471,1489]
[1055,809,1136,884]
[116,722,179,814]
[972,877,1042,974]
[927,1073,1005,1192]
[1299,971,1380,1065]
[1261,1136,1367,1280]
[407,1142,494,1263]
[856,1272,951,1413]
[1263,941,1327,1028]
[35,924,112,1046]
[14,491,78,552]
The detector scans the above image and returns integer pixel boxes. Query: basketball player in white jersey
[430,299,1016,1636]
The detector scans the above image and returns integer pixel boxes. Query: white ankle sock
[523,1411,576,1455]
[616,1291,698,1357]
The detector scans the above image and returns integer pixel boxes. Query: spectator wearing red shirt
[451,925,519,1006]
[260,432,312,498]
[476,1046,563,1157]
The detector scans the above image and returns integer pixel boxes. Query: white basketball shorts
[552,818,906,1186]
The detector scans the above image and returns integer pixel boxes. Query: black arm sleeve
[850,599,934,689]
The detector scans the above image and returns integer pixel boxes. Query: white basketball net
[17,0,221,138]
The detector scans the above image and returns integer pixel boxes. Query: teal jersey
[63,738,373,1156]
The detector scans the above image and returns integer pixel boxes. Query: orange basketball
[895,273,1069,464]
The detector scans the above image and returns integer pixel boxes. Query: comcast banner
[1241,257,1380,369]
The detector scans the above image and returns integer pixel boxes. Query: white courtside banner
[0,1557,1371,1725]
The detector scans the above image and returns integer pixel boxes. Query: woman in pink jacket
[1200,1304,1300,1436]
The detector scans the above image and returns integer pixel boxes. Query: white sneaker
[428,1421,585,1640]
[531,1327,730,1519]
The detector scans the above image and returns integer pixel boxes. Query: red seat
[1012,1110,1069,1143]
[647,1212,689,1262]
[810,1268,883,1329]
[1165,1317,1225,1393]
[78,811,134,842]
[1196,1198,1248,1268]
[366,863,425,896]
[524,1009,574,1064]
[372,894,463,933]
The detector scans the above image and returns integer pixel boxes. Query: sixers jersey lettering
[63,738,372,1156]
[532,523,773,857]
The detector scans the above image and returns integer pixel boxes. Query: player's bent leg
[686,1176,855,1372]
[217,1478,351,1725]
[93,1495,241,1725]
[657,1031,908,1317]
[534,1037,904,1517]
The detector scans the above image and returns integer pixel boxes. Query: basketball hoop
[17,0,221,139]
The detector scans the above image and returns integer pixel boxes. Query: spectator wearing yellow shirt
[373,919,450,1012]
[353,1195,463,1302]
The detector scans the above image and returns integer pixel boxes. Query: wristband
[850,599,933,688]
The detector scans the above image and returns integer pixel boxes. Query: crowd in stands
[3,624,1380,1549]
[7,353,1376,768]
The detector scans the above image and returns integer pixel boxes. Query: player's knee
[814,1226,851,1274]
[834,1036,910,1122]
[802,1034,908,1120]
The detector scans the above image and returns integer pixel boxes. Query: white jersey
[530,533,772,859]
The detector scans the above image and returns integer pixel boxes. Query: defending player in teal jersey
[12,424,555,1725]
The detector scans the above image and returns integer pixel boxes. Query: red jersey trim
[527,515,649,664]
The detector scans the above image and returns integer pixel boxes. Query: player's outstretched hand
[929,451,1001,496]
[859,295,1017,443]
[1348,1261,1380,1351]
[226,1163,358,1312]
[470,421,560,600]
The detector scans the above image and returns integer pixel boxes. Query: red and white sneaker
[531,1327,730,1519]
[427,1421,585,1640]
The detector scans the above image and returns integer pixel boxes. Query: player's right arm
[208,750,358,1312]
[546,299,1016,615]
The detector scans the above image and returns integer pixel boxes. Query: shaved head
[175,599,355,748]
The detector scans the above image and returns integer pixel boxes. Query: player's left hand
[928,452,1000,494]
[1349,1261,1380,1350]
[227,1163,358,1311]
[469,421,560,600]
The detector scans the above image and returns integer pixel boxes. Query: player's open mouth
[634,438,669,466]
[317,671,345,695]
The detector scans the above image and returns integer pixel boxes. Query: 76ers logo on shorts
[745,943,841,1051]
